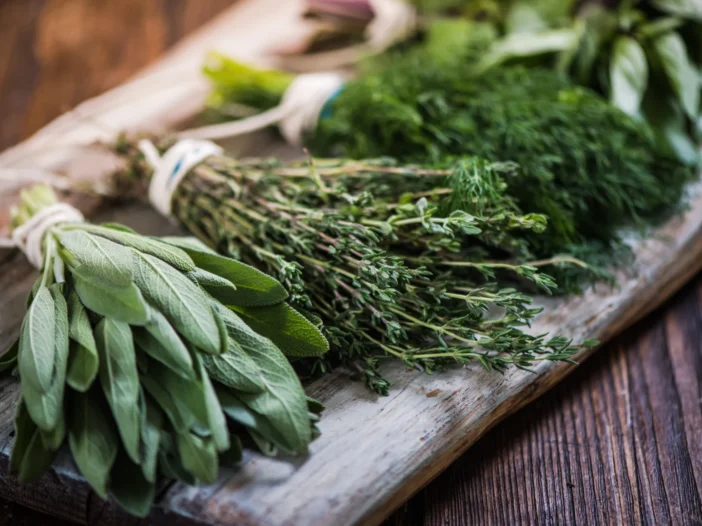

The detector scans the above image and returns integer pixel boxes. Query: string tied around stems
[138,138,223,217]
[0,203,84,269]
[180,72,345,146]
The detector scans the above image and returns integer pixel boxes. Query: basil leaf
[18,286,55,393]
[68,390,119,499]
[22,284,69,431]
[201,340,266,394]
[217,307,311,453]
[91,227,195,272]
[96,318,141,464]
[176,247,288,307]
[140,394,162,484]
[110,449,156,518]
[233,303,329,357]
[652,31,701,119]
[188,268,238,304]
[132,252,222,355]
[133,308,194,379]
[72,265,149,325]
[56,230,133,286]
[0,339,19,374]
[610,36,648,116]
[177,432,218,484]
[66,291,99,391]
[652,0,702,21]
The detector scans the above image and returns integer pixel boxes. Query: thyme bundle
[1,185,327,517]
[118,143,593,394]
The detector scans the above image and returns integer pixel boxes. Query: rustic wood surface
[1,1,701,526]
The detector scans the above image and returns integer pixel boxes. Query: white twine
[0,203,84,269]
[180,72,345,146]
[138,138,223,217]
[366,0,417,52]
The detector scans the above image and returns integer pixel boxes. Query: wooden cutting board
[1,1,701,525]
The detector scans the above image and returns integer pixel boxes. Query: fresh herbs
[118,143,593,394]
[3,185,327,517]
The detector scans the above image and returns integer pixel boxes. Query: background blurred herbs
[4,185,326,517]
[117,143,595,394]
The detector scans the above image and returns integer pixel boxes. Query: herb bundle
[117,143,591,394]
[1,185,327,517]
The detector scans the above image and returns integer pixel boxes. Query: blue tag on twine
[319,87,344,121]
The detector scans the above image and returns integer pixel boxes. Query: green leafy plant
[1,184,327,517]
[117,141,597,394]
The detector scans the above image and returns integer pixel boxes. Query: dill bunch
[117,143,591,394]
[309,59,695,254]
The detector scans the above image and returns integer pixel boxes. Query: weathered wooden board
[1,1,702,525]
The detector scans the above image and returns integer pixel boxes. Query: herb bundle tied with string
[117,142,593,394]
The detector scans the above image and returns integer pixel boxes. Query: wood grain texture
[0,1,701,526]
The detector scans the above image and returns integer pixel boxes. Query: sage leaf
[22,284,69,431]
[68,390,119,499]
[73,265,149,325]
[175,247,288,307]
[233,303,329,357]
[39,412,65,451]
[18,286,55,393]
[91,227,196,272]
[188,268,238,304]
[132,252,222,354]
[653,32,701,119]
[56,230,133,286]
[218,434,243,467]
[177,432,218,484]
[10,401,55,480]
[196,355,230,452]
[100,223,138,233]
[652,0,702,21]
[133,308,194,379]
[216,387,293,453]
[140,394,162,484]
[306,396,325,414]
[217,307,311,453]
[0,340,18,374]
[158,431,197,485]
[201,340,266,394]
[610,36,648,116]
[248,430,278,457]
[110,450,156,518]
[161,236,217,254]
[96,318,141,464]
[66,291,99,391]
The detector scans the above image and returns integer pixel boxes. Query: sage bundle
[1,184,327,517]
[117,141,593,394]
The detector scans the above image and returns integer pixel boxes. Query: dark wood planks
[389,275,702,526]
[1,1,701,526]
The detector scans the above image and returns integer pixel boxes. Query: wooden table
[1,1,701,525]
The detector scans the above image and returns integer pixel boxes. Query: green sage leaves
[8,185,328,518]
